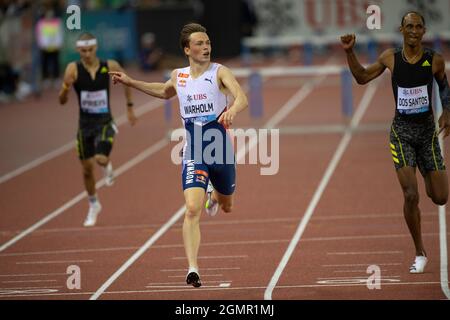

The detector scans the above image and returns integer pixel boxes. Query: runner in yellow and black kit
[59,32,137,227]
[341,11,450,274]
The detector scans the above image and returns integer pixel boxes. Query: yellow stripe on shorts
[390,150,398,157]
[392,156,400,164]
[390,143,395,150]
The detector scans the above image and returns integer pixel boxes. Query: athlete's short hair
[179,23,207,51]
[78,32,96,41]
[401,11,426,27]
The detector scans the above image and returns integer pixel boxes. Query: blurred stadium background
[0,0,449,103]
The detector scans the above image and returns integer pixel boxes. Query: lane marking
[90,64,332,300]
[322,263,402,267]
[0,281,443,298]
[16,259,93,265]
[326,251,403,255]
[0,138,169,253]
[2,280,57,283]
[0,98,163,184]
[171,255,248,260]
[264,78,380,300]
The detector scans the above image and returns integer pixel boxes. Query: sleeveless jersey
[391,47,435,118]
[175,63,228,126]
[73,60,112,125]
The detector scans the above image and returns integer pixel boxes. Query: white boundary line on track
[89,65,331,300]
[264,78,380,300]
[434,80,450,300]
[0,138,169,253]
[0,98,164,185]
[0,280,444,298]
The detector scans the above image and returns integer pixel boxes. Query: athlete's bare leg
[183,187,206,270]
[211,190,233,213]
[396,166,426,256]
[424,170,448,205]
[81,158,96,196]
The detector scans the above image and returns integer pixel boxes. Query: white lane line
[326,251,403,255]
[2,280,57,283]
[0,138,169,253]
[16,259,92,265]
[0,286,63,290]
[89,205,186,300]
[264,78,380,300]
[160,267,240,272]
[317,275,401,280]
[332,269,390,273]
[323,263,402,267]
[0,273,67,277]
[168,274,223,278]
[439,205,450,299]
[171,255,248,260]
[148,280,232,285]
[0,246,138,257]
[3,280,444,298]
[437,120,450,299]
[0,98,163,185]
[89,61,333,300]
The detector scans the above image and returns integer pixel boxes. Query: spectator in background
[36,8,63,89]
[240,0,257,38]
[139,32,163,71]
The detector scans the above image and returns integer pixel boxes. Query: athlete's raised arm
[217,66,248,128]
[109,69,177,100]
[340,34,392,85]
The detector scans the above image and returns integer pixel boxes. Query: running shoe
[186,271,202,288]
[409,255,428,273]
[83,202,102,227]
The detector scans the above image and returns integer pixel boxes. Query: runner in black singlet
[340,12,450,273]
[59,32,137,227]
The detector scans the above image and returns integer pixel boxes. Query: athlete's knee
[403,188,419,205]
[220,202,233,213]
[185,201,203,218]
[82,165,94,179]
[95,155,109,166]
[430,193,448,206]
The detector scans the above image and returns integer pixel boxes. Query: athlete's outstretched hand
[218,109,237,129]
[109,71,132,86]
[438,109,450,138]
[340,34,356,52]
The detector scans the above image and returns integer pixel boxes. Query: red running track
[0,52,449,300]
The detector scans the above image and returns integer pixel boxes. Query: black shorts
[389,114,446,177]
[76,121,117,160]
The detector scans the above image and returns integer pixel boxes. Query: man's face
[400,14,426,47]
[77,45,97,63]
[185,32,211,63]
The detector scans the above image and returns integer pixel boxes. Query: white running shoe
[205,182,219,217]
[83,202,102,227]
[409,255,428,273]
[104,162,115,186]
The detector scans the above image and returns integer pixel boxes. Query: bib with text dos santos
[176,63,228,127]
[391,47,435,118]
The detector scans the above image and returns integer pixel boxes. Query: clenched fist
[340,34,356,52]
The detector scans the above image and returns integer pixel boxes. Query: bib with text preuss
[397,85,429,115]
[80,90,109,114]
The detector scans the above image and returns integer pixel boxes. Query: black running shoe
[186,272,202,288]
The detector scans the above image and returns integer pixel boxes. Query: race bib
[182,101,217,125]
[397,85,429,115]
[80,90,109,114]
